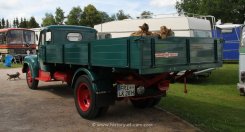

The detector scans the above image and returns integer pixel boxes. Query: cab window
[67,33,82,41]
[46,31,52,42]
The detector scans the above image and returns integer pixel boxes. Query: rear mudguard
[22,55,39,78]
[72,68,115,107]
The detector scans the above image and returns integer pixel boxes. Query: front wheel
[26,67,39,90]
[74,75,107,119]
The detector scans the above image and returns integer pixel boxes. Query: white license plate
[117,84,135,97]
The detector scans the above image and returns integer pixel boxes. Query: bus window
[23,30,35,44]
[0,33,6,44]
[7,30,23,44]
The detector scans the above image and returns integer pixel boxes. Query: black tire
[26,67,39,90]
[74,75,101,119]
[131,97,162,108]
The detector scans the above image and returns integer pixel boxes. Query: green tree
[100,11,115,22]
[19,18,28,28]
[1,18,5,28]
[19,18,25,28]
[16,18,19,28]
[116,10,131,20]
[0,21,2,29]
[55,7,65,25]
[176,0,245,23]
[110,14,117,21]
[66,6,82,25]
[6,20,9,28]
[80,4,102,27]
[140,11,153,19]
[42,13,56,26]
[28,16,39,28]
[13,19,16,28]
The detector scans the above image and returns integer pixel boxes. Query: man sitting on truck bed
[131,23,174,39]
[130,23,153,36]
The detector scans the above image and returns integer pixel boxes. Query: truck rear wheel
[131,97,161,108]
[74,75,107,119]
[26,67,39,90]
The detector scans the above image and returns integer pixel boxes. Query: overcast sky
[0,0,179,25]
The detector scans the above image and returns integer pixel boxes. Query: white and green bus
[237,25,245,95]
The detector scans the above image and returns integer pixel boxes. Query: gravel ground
[0,68,200,132]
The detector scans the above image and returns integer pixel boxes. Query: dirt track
[0,68,200,132]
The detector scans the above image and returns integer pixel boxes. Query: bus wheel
[74,75,100,119]
[26,67,39,90]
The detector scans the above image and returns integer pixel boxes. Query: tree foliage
[42,13,56,26]
[19,18,28,28]
[140,11,153,19]
[55,7,65,25]
[176,0,245,23]
[6,20,10,28]
[80,4,102,27]
[115,10,131,20]
[66,6,82,25]
[100,11,115,23]
[1,18,5,28]
[28,16,39,28]
[39,4,132,27]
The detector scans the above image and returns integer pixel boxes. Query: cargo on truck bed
[22,25,222,119]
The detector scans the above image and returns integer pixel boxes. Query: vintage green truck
[22,25,222,119]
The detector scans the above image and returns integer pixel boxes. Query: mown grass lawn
[159,64,245,132]
[0,62,22,69]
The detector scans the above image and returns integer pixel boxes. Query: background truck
[22,25,222,119]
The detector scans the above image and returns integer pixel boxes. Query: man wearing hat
[131,23,153,36]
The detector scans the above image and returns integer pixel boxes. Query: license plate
[117,84,135,97]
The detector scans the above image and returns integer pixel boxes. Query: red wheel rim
[27,68,32,85]
[77,83,91,112]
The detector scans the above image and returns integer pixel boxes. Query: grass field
[159,64,245,132]
[0,62,23,69]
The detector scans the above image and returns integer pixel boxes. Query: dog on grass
[7,72,21,80]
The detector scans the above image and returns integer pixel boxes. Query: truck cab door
[38,31,46,62]
[38,30,51,71]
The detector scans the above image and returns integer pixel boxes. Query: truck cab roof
[43,25,97,33]
[40,25,97,44]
